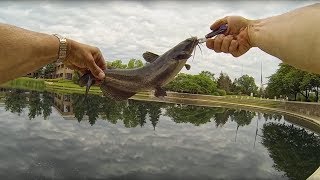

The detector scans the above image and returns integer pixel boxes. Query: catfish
[79,37,199,100]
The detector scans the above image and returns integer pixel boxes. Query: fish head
[78,72,95,98]
[166,37,199,61]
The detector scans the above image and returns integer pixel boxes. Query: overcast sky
[0,1,318,84]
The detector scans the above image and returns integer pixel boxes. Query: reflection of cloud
[0,1,317,84]
[0,106,287,179]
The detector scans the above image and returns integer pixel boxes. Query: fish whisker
[197,44,203,56]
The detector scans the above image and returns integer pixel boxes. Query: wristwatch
[53,34,68,63]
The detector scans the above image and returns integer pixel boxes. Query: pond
[0,88,319,180]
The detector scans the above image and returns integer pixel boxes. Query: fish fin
[100,82,136,101]
[154,87,167,97]
[143,51,159,63]
[185,64,191,70]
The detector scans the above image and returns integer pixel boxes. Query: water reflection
[262,122,320,180]
[1,88,320,179]
[4,89,53,119]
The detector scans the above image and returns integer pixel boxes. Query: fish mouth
[183,37,199,54]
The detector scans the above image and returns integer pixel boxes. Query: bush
[216,89,226,96]
[212,92,220,96]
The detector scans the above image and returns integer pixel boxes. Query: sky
[0,0,318,85]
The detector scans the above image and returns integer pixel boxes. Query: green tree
[217,72,232,94]
[166,73,217,95]
[127,59,144,69]
[199,71,215,81]
[109,60,127,69]
[43,63,55,79]
[234,75,258,96]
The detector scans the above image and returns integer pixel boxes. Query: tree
[43,63,55,79]
[109,60,127,69]
[217,72,232,94]
[199,71,215,81]
[266,63,320,101]
[127,59,144,69]
[165,72,218,95]
[234,75,258,96]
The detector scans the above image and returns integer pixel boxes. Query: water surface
[0,88,319,180]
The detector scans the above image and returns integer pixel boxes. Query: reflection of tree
[122,100,140,128]
[261,122,320,180]
[28,91,42,119]
[263,113,282,122]
[165,104,219,126]
[4,89,54,119]
[230,110,255,127]
[42,92,54,119]
[134,101,148,127]
[71,94,86,122]
[4,89,27,115]
[71,93,102,125]
[100,97,125,124]
[146,101,163,130]
[213,108,235,127]
[86,94,103,125]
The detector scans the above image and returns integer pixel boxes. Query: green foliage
[233,75,258,96]
[266,63,320,102]
[216,89,226,96]
[166,72,218,95]
[127,59,144,69]
[109,60,127,69]
[199,71,215,81]
[43,63,55,79]
[217,72,232,94]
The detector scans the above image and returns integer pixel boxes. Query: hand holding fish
[206,16,253,57]
[64,39,106,80]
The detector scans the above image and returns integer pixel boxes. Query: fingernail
[98,72,105,79]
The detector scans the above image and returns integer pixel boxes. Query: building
[54,62,73,80]
[53,92,74,116]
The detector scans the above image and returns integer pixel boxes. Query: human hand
[64,39,106,80]
[206,16,253,57]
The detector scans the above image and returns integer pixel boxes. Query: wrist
[247,19,263,47]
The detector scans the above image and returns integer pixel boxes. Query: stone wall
[284,101,320,117]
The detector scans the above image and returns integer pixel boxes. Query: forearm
[248,3,320,73]
[0,23,59,84]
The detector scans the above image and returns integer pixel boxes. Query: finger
[213,34,225,53]
[221,35,233,53]
[210,17,228,30]
[229,40,239,56]
[206,39,215,50]
[86,55,105,80]
[96,54,107,71]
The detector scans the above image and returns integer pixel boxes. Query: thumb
[86,55,105,80]
[210,17,228,31]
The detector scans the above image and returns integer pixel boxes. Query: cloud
[0,106,282,179]
[0,1,317,84]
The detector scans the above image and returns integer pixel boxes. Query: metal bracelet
[53,34,67,63]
